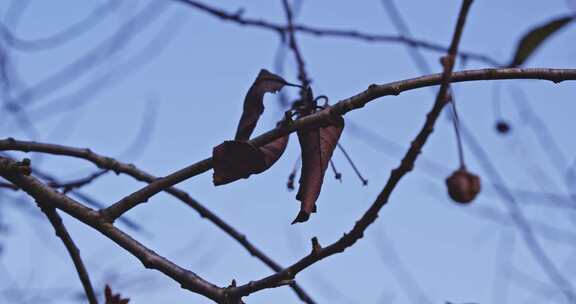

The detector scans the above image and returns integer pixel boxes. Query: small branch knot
[0,157,32,175]
[311,237,322,254]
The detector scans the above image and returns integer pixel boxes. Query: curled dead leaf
[213,134,289,186]
[293,110,345,223]
[212,69,299,186]
[234,69,290,141]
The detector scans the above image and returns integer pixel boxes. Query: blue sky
[1,0,576,303]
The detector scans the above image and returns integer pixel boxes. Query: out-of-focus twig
[7,0,168,108]
[27,13,184,121]
[46,170,109,194]
[0,0,119,51]
[170,0,502,66]
[281,0,309,88]
[459,122,576,302]
[373,227,433,304]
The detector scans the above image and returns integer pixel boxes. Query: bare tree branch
[170,0,502,66]
[225,0,475,298]
[280,0,310,87]
[36,202,98,304]
[0,139,314,303]
[0,157,225,302]
[379,3,576,300]
[100,67,576,222]
[46,170,109,194]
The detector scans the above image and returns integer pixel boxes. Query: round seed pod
[445,169,481,204]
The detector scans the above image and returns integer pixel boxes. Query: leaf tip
[291,210,310,224]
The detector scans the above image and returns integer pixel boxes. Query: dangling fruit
[445,168,481,204]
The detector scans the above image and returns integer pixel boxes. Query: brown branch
[225,0,474,298]
[170,0,284,33]
[0,139,314,303]
[170,0,502,66]
[379,3,576,300]
[0,180,18,190]
[1,67,575,302]
[46,170,109,193]
[30,168,144,233]
[0,157,225,302]
[99,67,576,221]
[281,0,310,87]
[36,202,98,304]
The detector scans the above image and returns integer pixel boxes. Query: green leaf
[508,15,574,67]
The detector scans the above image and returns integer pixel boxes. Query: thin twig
[30,168,144,233]
[27,13,184,121]
[47,170,108,193]
[381,0,434,75]
[35,202,98,304]
[336,143,367,185]
[447,93,467,169]
[373,228,433,304]
[0,180,17,190]
[170,0,501,66]
[7,0,168,108]
[281,0,310,87]
[508,85,568,177]
[328,159,342,182]
[0,0,119,51]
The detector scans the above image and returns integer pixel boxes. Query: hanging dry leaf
[213,134,289,186]
[293,111,344,224]
[212,68,298,186]
[508,15,574,67]
[234,69,289,141]
[258,134,290,171]
[104,284,130,304]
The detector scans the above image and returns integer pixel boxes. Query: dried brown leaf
[293,111,344,223]
[213,135,289,185]
[508,15,574,67]
[234,69,288,141]
[257,134,290,172]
